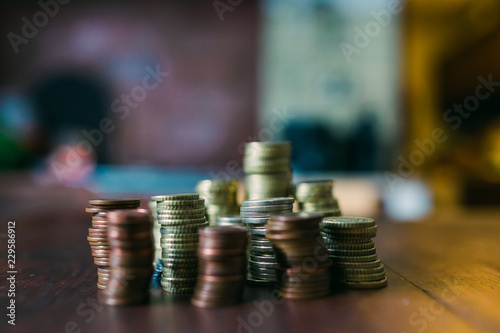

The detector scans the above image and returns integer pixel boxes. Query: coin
[157,218,207,226]
[241,197,294,207]
[322,217,376,229]
[331,259,382,269]
[327,247,377,257]
[191,226,247,307]
[321,216,386,288]
[321,233,374,243]
[216,215,243,226]
[88,198,141,206]
[98,208,152,304]
[157,208,206,217]
[322,225,378,235]
[241,210,293,218]
[240,204,294,212]
[241,196,293,283]
[265,213,331,299]
[294,180,341,218]
[339,277,388,289]
[329,254,379,263]
[324,240,375,249]
[244,143,292,200]
[196,180,239,226]
[151,194,208,294]
[249,254,276,263]
[334,264,385,276]
[151,194,199,202]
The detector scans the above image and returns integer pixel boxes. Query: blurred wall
[259,0,401,171]
[0,0,259,168]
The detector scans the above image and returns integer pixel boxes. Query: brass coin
[321,234,373,243]
[324,240,375,250]
[331,259,382,269]
[322,225,378,235]
[321,217,376,229]
[334,264,385,275]
[338,277,388,289]
[89,245,110,250]
[152,194,199,202]
[327,247,377,257]
[329,254,379,263]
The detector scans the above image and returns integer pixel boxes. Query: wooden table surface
[1,174,499,333]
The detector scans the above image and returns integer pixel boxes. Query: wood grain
[0,175,498,332]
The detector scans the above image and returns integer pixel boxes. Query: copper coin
[266,230,320,240]
[107,230,152,240]
[89,198,141,206]
[107,209,151,225]
[111,248,153,259]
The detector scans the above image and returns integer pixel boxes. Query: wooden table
[1,174,499,333]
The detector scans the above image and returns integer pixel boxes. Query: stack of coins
[244,141,293,200]
[266,213,331,299]
[216,215,243,227]
[240,197,294,284]
[321,217,387,289]
[148,199,162,267]
[85,199,141,290]
[105,209,154,305]
[195,180,239,225]
[192,226,248,307]
[295,180,341,217]
[151,194,209,294]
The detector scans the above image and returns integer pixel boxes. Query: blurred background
[1,0,500,221]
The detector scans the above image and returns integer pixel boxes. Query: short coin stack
[152,194,209,294]
[85,198,141,290]
[295,180,341,217]
[244,141,293,200]
[105,209,154,305]
[195,180,239,225]
[266,213,331,299]
[240,197,294,284]
[321,217,387,289]
[192,226,248,307]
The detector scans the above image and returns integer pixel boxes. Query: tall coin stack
[267,213,332,299]
[240,197,294,284]
[192,226,248,307]
[294,180,341,217]
[151,194,208,294]
[85,198,141,290]
[105,209,154,305]
[321,217,387,289]
[195,180,239,225]
[244,141,292,200]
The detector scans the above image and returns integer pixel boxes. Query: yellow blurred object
[404,0,500,206]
